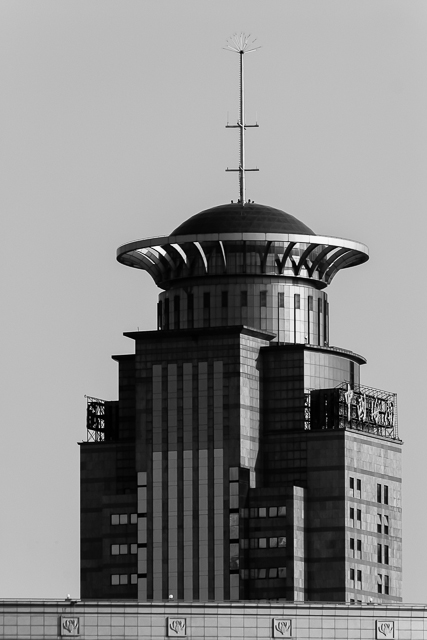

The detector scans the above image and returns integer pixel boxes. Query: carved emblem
[376,620,395,639]
[167,617,187,637]
[272,618,292,638]
[61,617,80,637]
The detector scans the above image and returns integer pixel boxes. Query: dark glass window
[294,293,300,309]
[269,568,278,579]
[356,479,361,494]
[378,575,382,594]
[357,539,362,558]
[221,291,228,308]
[308,295,313,311]
[240,291,248,307]
[157,301,163,330]
[173,295,180,330]
[356,509,361,527]
[384,545,389,565]
[377,514,382,534]
[384,575,390,595]
[350,538,355,556]
[278,292,285,308]
[260,290,267,307]
[269,506,278,517]
[164,298,170,330]
[384,485,389,505]
[384,515,389,535]
[377,543,382,563]
[377,483,382,503]
[349,568,355,581]
[203,292,210,309]
[357,570,362,586]
[318,298,323,313]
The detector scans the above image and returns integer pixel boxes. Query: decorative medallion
[167,617,187,637]
[60,617,80,637]
[272,618,292,638]
[376,620,395,639]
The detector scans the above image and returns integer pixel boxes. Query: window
[278,506,287,517]
[377,514,382,534]
[349,568,355,582]
[111,544,120,555]
[120,514,128,525]
[378,575,383,593]
[130,544,138,554]
[349,477,354,496]
[260,290,267,307]
[308,296,313,311]
[130,574,138,584]
[269,506,278,517]
[240,291,248,307]
[349,507,355,526]
[258,568,267,579]
[384,515,389,535]
[173,295,180,330]
[356,509,361,529]
[350,538,355,557]
[377,543,382,564]
[384,485,389,505]
[203,292,210,309]
[278,567,287,578]
[356,479,361,497]
[269,568,278,579]
[240,539,249,549]
[377,483,382,503]
[240,569,249,580]
[250,539,258,549]
[221,291,228,308]
[259,507,267,518]
[357,539,362,559]
[111,515,119,525]
[384,545,389,565]
[259,538,267,549]
[278,537,287,548]
[111,574,128,586]
[269,537,278,548]
[111,514,129,526]
[250,508,258,518]
[294,293,300,309]
[357,570,362,588]
[384,575,390,595]
[278,292,284,308]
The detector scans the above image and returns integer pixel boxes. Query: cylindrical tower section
[117,203,368,346]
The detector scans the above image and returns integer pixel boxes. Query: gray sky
[1,1,426,602]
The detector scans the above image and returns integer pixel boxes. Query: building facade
[1,600,425,640]
[80,202,402,604]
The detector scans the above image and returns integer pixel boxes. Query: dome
[171,202,315,236]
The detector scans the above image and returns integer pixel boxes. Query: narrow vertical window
[384,545,389,565]
[203,292,210,328]
[377,574,383,594]
[173,295,180,330]
[377,514,382,534]
[349,507,355,527]
[357,570,362,588]
[278,292,284,308]
[384,515,389,535]
[221,291,228,308]
[240,291,248,307]
[349,537,355,557]
[350,361,355,387]
[356,478,361,497]
[294,293,300,309]
[164,298,170,330]
[187,292,194,329]
[349,568,355,582]
[377,543,382,564]
[260,290,267,307]
[157,300,163,330]
[356,509,361,529]
[357,539,362,559]
[384,575,390,595]
[384,485,389,505]
[377,483,382,503]
[349,477,354,496]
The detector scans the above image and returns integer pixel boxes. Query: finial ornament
[224,33,260,205]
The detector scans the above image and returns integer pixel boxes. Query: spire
[224,33,260,205]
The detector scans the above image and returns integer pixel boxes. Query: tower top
[225,33,260,205]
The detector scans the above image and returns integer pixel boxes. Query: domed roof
[171,202,315,236]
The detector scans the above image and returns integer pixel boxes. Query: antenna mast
[225,33,260,205]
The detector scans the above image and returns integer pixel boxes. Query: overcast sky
[1,1,426,602]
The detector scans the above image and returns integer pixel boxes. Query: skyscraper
[80,39,402,604]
